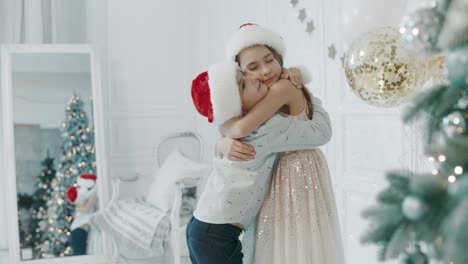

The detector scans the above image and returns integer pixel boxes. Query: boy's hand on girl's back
[218,137,256,161]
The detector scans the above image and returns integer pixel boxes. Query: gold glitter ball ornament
[344,27,429,107]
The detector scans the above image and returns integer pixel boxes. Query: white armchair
[102,131,206,264]
[155,132,204,264]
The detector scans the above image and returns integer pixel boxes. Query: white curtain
[0,0,86,44]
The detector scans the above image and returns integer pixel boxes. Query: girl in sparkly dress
[216,23,345,264]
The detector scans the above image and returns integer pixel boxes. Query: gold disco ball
[343,26,430,107]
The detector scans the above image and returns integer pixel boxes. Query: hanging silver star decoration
[306,20,315,34]
[328,44,337,60]
[290,0,298,7]
[298,8,306,23]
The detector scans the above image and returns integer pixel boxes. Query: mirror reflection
[12,53,102,260]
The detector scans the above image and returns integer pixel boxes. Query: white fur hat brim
[77,177,95,188]
[226,24,286,61]
[208,61,242,125]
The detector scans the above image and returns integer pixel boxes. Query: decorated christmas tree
[40,95,96,258]
[27,152,56,257]
[17,193,34,248]
[361,0,468,263]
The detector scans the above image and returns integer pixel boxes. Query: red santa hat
[77,173,97,188]
[225,23,286,61]
[66,174,97,205]
[66,185,96,205]
[66,186,79,204]
[191,61,242,125]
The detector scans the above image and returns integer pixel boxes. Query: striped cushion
[91,197,170,257]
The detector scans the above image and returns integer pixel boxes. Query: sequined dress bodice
[279,101,310,156]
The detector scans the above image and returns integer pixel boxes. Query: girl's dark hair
[235,45,313,119]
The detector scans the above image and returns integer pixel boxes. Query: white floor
[115,256,191,264]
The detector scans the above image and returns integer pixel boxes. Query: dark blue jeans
[186,216,243,264]
[70,227,88,255]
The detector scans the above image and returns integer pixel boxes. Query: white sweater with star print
[194,97,332,228]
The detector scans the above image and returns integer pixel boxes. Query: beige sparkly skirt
[253,149,345,264]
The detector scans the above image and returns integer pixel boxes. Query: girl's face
[236,70,268,113]
[237,45,283,88]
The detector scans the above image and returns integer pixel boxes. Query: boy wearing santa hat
[187,60,331,264]
[66,174,98,256]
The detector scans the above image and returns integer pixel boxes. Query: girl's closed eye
[265,54,274,63]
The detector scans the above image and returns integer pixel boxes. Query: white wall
[13,73,93,128]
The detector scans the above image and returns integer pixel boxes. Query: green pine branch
[384,223,414,260]
[443,199,468,263]
[377,187,407,204]
[403,84,447,123]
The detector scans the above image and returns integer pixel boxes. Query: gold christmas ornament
[344,27,430,107]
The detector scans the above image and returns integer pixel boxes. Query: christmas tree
[28,152,56,258]
[361,0,468,263]
[17,193,34,249]
[40,95,96,258]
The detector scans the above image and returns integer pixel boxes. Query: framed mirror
[1,45,111,264]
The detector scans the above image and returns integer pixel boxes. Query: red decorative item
[191,71,214,123]
[239,22,257,28]
[80,174,97,181]
[67,174,98,205]
[191,61,241,125]
[66,186,78,204]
